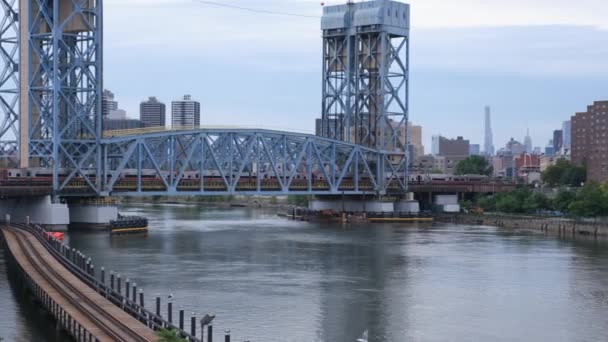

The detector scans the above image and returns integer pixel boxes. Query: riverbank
[433,213,608,238]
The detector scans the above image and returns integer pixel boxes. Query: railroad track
[3,227,157,342]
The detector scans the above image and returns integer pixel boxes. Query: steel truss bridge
[100,128,407,196]
[0,0,415,198]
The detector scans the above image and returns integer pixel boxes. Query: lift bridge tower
[321,0,410,191]
[0,0,103,194]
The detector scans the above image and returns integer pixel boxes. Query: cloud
[101,1,608,152]
[413,25,608,76]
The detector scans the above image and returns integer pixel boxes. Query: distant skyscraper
[171,95,200,128]
[506,138,526,155]
[484,106,495,156]
[102,89,118,118]
[140,97,166,128]
[562,120,571,152]
[469,144,481,155]
[524,129,533,153]
[553,130,563,154]
[431,135,441,155]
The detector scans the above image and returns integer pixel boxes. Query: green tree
[542,160,586,187]
[552,188,576,213]
[567,181,608,217]
[478,188,551,214]
[455,155,493,176]
[477,195,496,212]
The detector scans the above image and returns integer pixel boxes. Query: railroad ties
[1,224,234,342]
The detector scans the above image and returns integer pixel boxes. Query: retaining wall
[433,213,608,238]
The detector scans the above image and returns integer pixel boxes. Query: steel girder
[27,0,103,194]
[0,0,19,165]
[100,129,407,197]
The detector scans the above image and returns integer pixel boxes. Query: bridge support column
[68,200,119,230]
[309,199,395,213]
[0,196,69,231]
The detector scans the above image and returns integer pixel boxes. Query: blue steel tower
[321,0,410,192]
[0,0,20,166]
[0,0,103,193]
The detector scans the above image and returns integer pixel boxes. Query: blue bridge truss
[99,128,407,196]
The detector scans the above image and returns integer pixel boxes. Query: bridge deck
[2,227,157,342]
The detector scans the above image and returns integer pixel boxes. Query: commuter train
[0,168,495,191]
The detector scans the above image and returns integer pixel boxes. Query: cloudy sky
[104,0,608,151]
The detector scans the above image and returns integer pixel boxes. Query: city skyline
[104,0,608,150]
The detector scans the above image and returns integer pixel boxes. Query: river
[1,204,608,341]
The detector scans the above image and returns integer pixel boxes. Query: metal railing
[14,223,235,342]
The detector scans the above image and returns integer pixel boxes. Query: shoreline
[432,212,608,238]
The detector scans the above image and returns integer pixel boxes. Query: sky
[103,0,608,151]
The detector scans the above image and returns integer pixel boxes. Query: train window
[8,172,11,177]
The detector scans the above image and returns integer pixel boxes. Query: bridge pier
[0,196,69,231]
[309,194,420,214]
[68,199,119,230]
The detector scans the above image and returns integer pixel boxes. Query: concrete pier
[309,198,421,214]
[68,204,118,230]
[0,196,70,231]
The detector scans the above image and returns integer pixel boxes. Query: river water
[2,204,608,342]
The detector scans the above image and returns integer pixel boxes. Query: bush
[157,329,188,342]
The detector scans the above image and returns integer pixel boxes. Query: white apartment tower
[171,95,201,128]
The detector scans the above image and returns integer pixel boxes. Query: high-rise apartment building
[140,97,166,128]
[484,106,495,156]
[408,123,424,159]
[572,101,608,182]
[102,89,118,118]
[171,95,200,128]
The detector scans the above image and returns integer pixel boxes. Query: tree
[476,188,551,214]
[541,160,586,187]
[455,155,493,176]
[552,188,576,213]
[567,181,608,217]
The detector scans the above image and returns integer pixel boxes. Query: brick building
[571,101,608,182]
[438,136,469,157]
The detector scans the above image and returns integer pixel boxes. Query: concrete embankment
[433,213,608,238]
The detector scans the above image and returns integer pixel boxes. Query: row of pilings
[2,224,237,342]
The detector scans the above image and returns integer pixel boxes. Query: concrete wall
[394,200,420,213]
[0,196,69,230]
[434,213,608,238]
[435,195,458,206]
[69,205,118,229]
